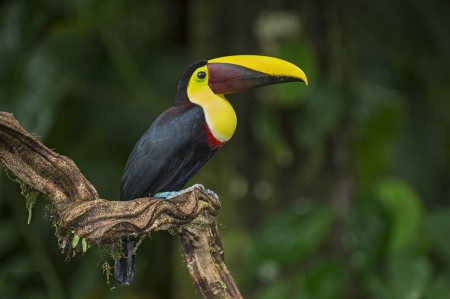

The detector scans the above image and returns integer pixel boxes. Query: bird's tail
[114,238,136,285]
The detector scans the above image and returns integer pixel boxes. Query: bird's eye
[197,71,206,80]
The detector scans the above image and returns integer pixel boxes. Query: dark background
[1,0,450,298]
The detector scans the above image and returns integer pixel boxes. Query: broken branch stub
[0,111,242,299]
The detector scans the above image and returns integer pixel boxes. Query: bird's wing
[120,106,202,200]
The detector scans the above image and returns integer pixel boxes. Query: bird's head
[176,55,307,103]
[176,55,308,144]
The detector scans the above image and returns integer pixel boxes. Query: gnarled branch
[0,111,242,299]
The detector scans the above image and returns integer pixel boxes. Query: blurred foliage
[0,0,450,298]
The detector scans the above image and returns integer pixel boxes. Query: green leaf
[366,253,431,299]
[300,259,346,299]
[72,233,80,248]
[424,209,450,267]
[256,281,289,299]
[251,200,334,265]
[353,85,405,192]
[82,238,88,252]
[387,253,431,299]
[376,178,423,252]
[347,199,388,268]
[426,272,450,299]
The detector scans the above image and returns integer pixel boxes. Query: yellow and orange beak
[207,55,308,95]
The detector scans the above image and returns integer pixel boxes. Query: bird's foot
[153,184,206,199]
[152,184,219,200]
[152,191,180,199]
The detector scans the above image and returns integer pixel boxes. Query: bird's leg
[153,184,219,200]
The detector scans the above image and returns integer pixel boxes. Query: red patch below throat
[205,124,226,149]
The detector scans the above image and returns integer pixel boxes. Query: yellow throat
[187,65,237,142]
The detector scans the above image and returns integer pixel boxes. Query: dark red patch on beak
[207,63,302,94]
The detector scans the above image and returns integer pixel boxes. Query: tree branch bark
[0,111,242,299]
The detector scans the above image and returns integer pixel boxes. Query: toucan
[114,55,308,285]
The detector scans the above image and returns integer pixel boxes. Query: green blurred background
[1,0,450,298]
